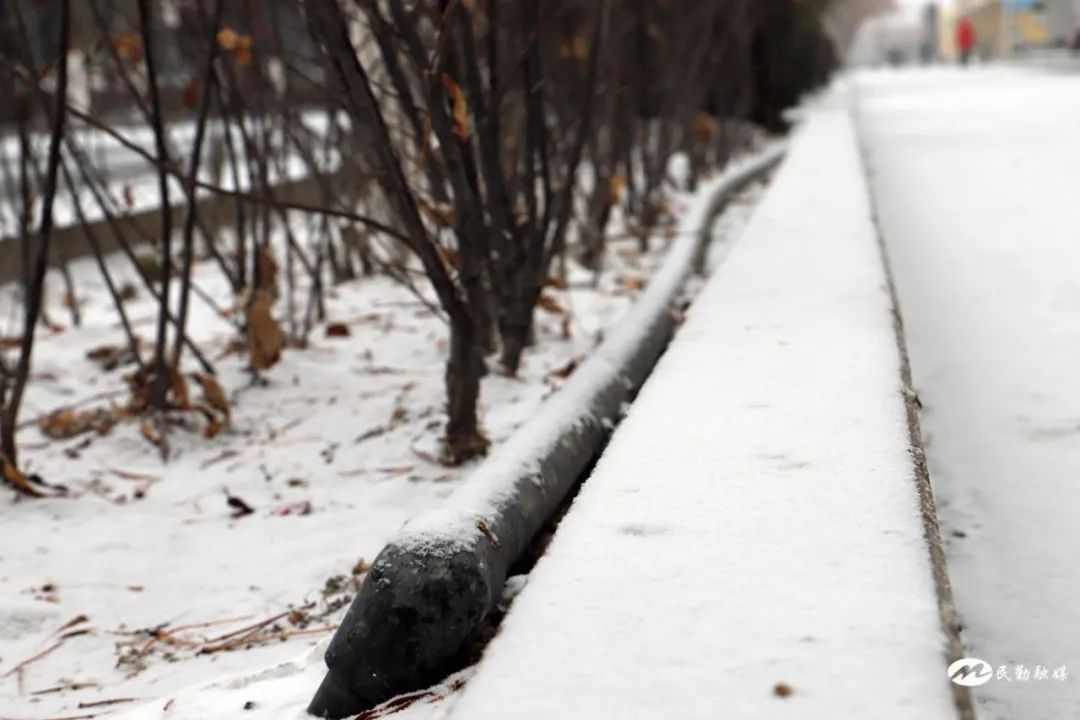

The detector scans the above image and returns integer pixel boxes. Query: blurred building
[848,8,930,65]
[824,0,899,53]
[950,0,1080,57]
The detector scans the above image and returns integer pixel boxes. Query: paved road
[856,67,1080,720]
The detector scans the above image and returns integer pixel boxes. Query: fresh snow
[0,153,768,719]
[391,145,784,564]
[855,66,1080,720]
[444,100,958,720]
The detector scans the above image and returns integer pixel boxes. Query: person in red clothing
[956,18,976,65]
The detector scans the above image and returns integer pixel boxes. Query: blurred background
[848,0,1080,65]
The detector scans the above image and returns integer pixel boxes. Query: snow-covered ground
[0,167,768,718]
[444,101,959,720]
[855,66,1080,720]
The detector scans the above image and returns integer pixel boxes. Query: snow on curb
[443,106,966,719]
[307,145,786,717]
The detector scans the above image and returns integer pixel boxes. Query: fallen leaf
[118,282,138,302]
[225,491,255,518]
[86,341,140,371]
[202,416,224,439]
[325,323,350,338]
[476,520,500,547]
[139,421,166,450]
[548,358,578,380]
[537,294,565,315]
[247,290,284,372]
[39,408,117,439]
[169,368,191,409]
[192,373,230,425]
[255,246,278,294]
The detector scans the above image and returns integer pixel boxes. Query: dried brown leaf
[608,174,626,205]
[233,43,252,67]
[39,408,117,440]
[548,358,578,380]
[536,294,565,315]
[202,415,224,440]
[216,27,241,51]
[225,491,255,518]
[169,368,190,410]
[255,246,278,294]
[441,74,471,142]
[191,373,230,423]
[110,34,142,63]
[139,421,164,449]
[247,290,284,372]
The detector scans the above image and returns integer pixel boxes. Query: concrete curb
[854,130,977,720]
[307,144,786,719]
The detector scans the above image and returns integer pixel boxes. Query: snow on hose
[307,143,786,718]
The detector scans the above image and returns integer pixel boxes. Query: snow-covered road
[856,67,1080,720]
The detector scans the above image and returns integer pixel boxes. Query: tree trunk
[305,0,487,463]
[444,310,489,463]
